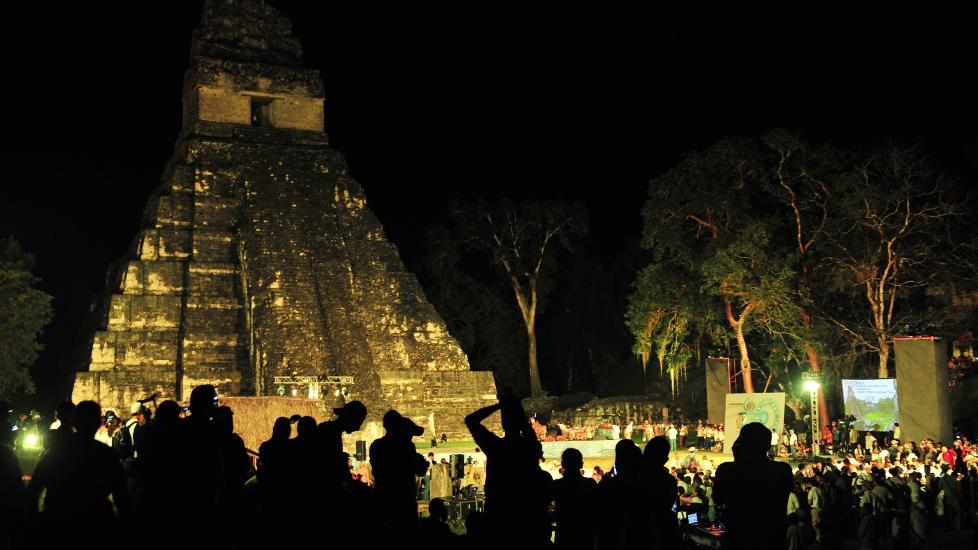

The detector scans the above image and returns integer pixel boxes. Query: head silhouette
[614,439,642,477]
[499,395,526,435]
[190,384,217,418]
[156,400,181,425]
[72,401,102,437]
[55,401,76,426]
[383,409,424,438]
[429,498,449,522]
[297,416,317,437]
[561,448,584,474]
[272,417,291,440]
[333,400,367,433]
[644,435,671,467]
[732,422,771,459]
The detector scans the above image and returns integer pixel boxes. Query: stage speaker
[355,440,367,461]
[705,357,730,424]
[450,454,465,479]
[894,337,953,444]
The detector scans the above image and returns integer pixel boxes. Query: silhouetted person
[313,401,366,488]
[309,401,367,545]
[178,385,222,536]
[466,395,551,547]
[785,512,804,550]
[713,422,793,550]
[641,436,680,549]
[419,497,456,544]
[462,509,491,550]
[937,464,961,530]
[370,409,429,539]
[0,400,13,448]
[552,447,597,550]
[857,504,880,550]
[140,399,183,515]
[44,400,75,453]
[214,406,250,499]
[596,439,643,550]
[213,405,250,547]
[258,417,291,497]
[112,402,140,460]
[26,400,129,547]
[0,400,24,549]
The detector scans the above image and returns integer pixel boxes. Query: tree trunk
[726,299,756,393]
[528,325,543,396]
[734,322,754,393]
[877,337,890,379]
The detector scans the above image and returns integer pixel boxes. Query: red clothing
[942,449,956,468]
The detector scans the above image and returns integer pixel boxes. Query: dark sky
[2,3,975,406]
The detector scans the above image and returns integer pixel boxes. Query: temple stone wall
[72,0,498,433]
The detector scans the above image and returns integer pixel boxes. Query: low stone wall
[524,395,671,426]
[540,440,618,458]
[378,370,500,441]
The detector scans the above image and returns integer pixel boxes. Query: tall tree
[416,225,528,394]
[451,200,586,397]
[761,131,842,428]
[821,146,970,378]
[634,137,805,393]
[0,237,53,396]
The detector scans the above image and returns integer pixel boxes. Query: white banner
[722,392,785,454]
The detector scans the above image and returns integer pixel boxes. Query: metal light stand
[802,371,821,456]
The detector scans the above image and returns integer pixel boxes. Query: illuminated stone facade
[71,0,497,439]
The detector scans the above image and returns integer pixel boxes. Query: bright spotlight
[24,433,40,449]
[804,380,820,392]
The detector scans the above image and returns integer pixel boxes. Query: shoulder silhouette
[713,422,793,550]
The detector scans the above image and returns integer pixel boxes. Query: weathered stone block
[194,197,239,230]
[188,263,237,296]
[127,295,182,329]
[139,228,192,260]
[192,233,236,263]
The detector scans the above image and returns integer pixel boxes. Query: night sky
[2,3,975,408]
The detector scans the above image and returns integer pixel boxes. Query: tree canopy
[0,237,53,396]
[628,132,974,403]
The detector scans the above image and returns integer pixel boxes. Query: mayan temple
[71,0,497,438]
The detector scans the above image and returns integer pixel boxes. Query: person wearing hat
[370,409,429,538]
[312,400,367,488]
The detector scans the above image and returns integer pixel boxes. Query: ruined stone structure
[72,0,497,439]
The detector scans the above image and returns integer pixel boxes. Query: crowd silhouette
[2,387,976,549]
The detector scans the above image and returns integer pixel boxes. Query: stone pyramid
[72,0,497,437]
